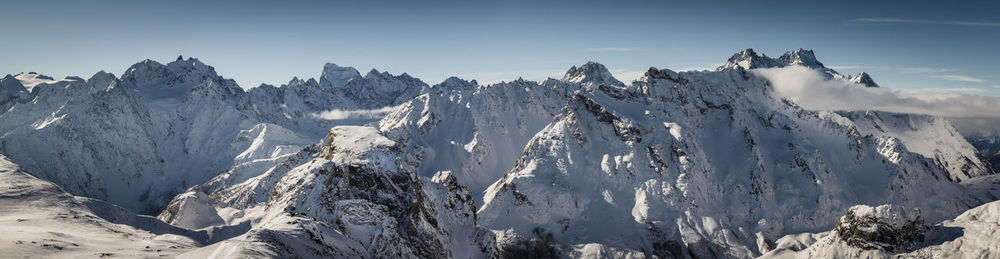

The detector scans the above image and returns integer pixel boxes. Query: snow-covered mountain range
[0,57,423,214]
[1,49,997,258]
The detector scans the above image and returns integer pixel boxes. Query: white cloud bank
[311,105,400,121]
[754,66,1000,119]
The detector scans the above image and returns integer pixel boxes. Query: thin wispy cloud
[901,67,952,74]
[853,18,1000,27]
[826,65,952,74]
[311,105,401,120]
[908,87,988,93]
[940,87,987,93]
[583,47,640,52]
[930,74,986,83]
[828,65,877,70]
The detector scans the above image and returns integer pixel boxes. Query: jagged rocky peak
[0,74,28,94]
[351,68,422,88]
[122,57,219,84]
[777,48,826,69]
[850,72,880,87]
[83,71,119,91]
[642,66,682,83]
[164,56,216,76]
[434,76,477,91]
[561,61,624,87]
[319,62,361,88]
[284,76,318,87]
[364,68,388,79]
[719,48,829,70]
[719,48,782,70]
[833,204,926,252]
[719,48,881,86]
[121,56,244,98]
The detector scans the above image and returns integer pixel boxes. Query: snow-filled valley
[1,49,998,258]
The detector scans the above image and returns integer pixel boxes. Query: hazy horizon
[3,0,999,96]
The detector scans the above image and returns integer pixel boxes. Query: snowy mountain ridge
[720,48,879,87]
[0,57,425,213]
[1,48,998,258]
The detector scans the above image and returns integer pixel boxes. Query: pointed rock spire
[718,48,781,70]
[850,72,880,87]
[562,61,623,87]
[778,49,826,69]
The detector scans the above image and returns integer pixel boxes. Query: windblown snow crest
[1,49,998,258]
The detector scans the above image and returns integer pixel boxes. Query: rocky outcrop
[833,204,926,251]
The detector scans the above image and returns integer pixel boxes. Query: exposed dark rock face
[833,204,927,252]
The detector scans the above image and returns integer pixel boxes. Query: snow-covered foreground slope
[0,155,246,258]
[761,199,1000,259]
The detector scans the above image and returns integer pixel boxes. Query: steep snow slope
[0,72,170,213]
[949,118,1000,174]
[375,63,625,201]
[967,136,1000,172]
[477,66,984,258]
[378,76,574,200]
[0,57,423,214]
[0,74,29,94]
[829,111,992,181]
[0,155,246,258]
[171,126,496,258]
[0,74,30,113]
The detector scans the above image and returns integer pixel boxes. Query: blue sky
[2,0,998,96]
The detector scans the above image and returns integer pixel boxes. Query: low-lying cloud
[310,105,400,121]
[754,66,1000,119]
